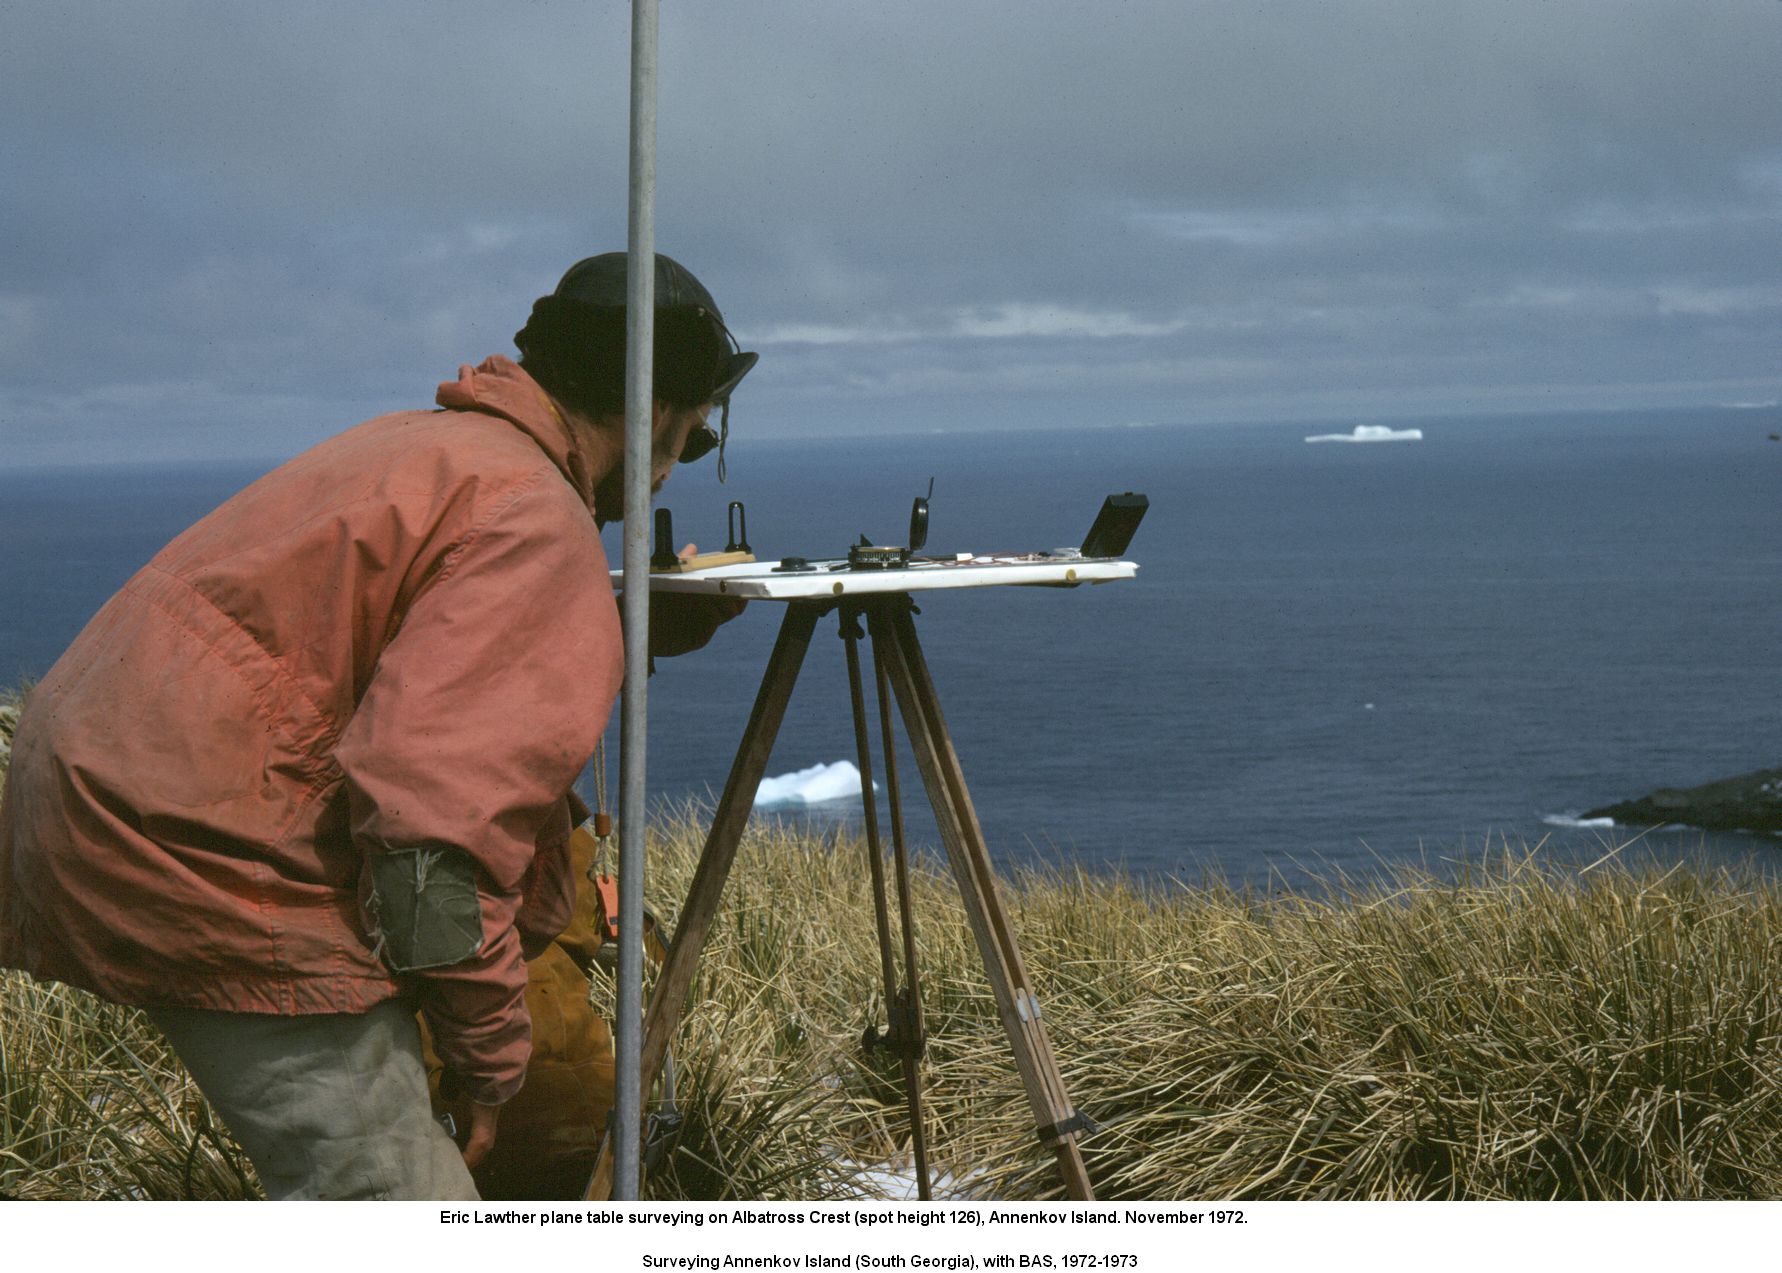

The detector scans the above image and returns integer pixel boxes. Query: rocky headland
[1585,767,1782,835]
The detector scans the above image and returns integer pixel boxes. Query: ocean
[3,407,1778,891]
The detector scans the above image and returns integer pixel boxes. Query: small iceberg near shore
[1542,814,1618,830]
[1306,425,1424,443]
[754,760,875,808]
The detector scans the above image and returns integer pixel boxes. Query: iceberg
[1305,425,1424,443]
[1541,814,1618,830]
[753,760,875,808]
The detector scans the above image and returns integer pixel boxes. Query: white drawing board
[615,554,1138,601]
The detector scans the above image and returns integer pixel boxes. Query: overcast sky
[4,1,1779,469]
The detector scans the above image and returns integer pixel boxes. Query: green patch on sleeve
[366,846,484,971]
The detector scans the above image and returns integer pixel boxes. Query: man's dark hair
[514,298,725,421]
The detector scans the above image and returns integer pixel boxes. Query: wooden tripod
[585,594,1094,1200]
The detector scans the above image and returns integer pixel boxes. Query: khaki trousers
[149,997,479,1201]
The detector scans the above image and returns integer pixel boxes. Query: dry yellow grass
[629,808,1782,1201]
[6,687,1782,1199]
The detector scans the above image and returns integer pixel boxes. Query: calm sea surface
[4,408,1778,890]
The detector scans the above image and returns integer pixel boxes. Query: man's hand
[644,543,747,658]
[463,1100,501,1169]
[650,589,746,658]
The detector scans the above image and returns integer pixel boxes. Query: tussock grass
[607,808,1782,1201]
[0,687,21,771]
[0,978,259,1199]
[6,696,1782,1199]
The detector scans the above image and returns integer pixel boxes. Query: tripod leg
[841,607,903,1026]
[844,605,931,1199]
[870,618,933,1200]
[583,601,822,1201]
[871,603,1095,1201]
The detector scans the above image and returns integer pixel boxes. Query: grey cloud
[3,1,1779,467]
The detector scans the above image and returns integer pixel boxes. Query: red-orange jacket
[0,356,622,1104]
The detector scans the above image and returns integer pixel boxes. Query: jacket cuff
[461,1069,525,1107]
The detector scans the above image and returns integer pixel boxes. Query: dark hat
[553,251,721,315]
[549,252,757,408]
[530,252,757,477]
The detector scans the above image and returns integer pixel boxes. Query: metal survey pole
[615,0,658,1202]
